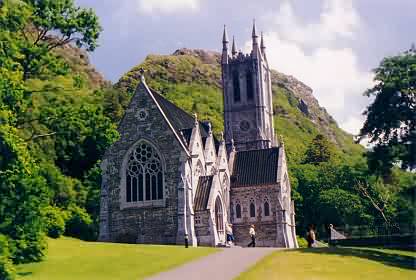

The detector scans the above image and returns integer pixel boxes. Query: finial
[252,19,258,38]
[139,67,145,82]
[231,138,235,152]
[232,36,237,56]
[220,131,224,141]
[208,122,212,135]
[193,113,198,126]
[279,134,285,147]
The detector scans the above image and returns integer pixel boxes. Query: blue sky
[76,0,415,134]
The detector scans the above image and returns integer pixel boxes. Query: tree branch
[25,132,57,142]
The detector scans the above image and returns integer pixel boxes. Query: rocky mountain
[116,48,363,163]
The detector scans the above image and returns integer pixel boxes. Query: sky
[76,0,415,135]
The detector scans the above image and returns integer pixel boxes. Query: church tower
[222,22,276,152]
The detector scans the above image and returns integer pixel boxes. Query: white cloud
[247,0,373,135]
[135,0,200,14]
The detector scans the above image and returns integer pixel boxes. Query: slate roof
[194,176,213,211]
[151,90,214,147]
[231,147,280,187]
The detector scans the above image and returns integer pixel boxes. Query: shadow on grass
[297,247,416,270]
[17,271,33,277]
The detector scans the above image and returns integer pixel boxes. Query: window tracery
[125,141,163,203]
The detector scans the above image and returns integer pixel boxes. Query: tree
[303,134,334,164]
[0,124,48,263]
[359,47,416,175]
[7,0,102,80]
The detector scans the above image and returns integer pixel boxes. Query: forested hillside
[0,1,414,279]
[116,48,363,164]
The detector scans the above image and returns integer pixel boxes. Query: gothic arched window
[246,71,254,100]
[125,141,163,203]
[264,201,270,217]
[235,203,242,219]
[215,196,224,233]
[233,71,240,102]
[249,202,256,218]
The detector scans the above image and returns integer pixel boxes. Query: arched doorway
[214,196,224,236]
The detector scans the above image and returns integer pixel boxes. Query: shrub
[43,206,67,239]
[0,235,15,280]
[297,235,308,248]
[65,205,95,241]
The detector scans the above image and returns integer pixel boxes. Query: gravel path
[146,247,277,280]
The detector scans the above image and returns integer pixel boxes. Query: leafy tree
[303,134,335,164]
[0,125,48,263]
[3,0,102,80]
[359,47,416,175]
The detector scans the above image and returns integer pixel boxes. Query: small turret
[251,20,259,58]
[231,36,237,56]
[222,25,229,64]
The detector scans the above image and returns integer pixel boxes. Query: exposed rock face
[169,48,342,143]
[270,70,340,143]
[116,48,361,157]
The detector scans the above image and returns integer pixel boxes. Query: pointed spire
[251,19,259,57]
[279,134,285,147]
[221,25,229,64]
[231,138,235,152]
[222,25,229,46]
[252,19,258,39]
[208,122,212,136]
[193,113,198,126]
[139,67,146,83]
[260,32,265,51]
[232,36,237,56]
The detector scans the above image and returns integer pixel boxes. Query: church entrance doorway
[215,196,224,237]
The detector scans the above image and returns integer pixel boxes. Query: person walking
[247,225,256,247]
[306,225,316,248]
[225,223,234,246]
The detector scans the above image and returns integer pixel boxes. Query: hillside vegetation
[0,1,414,279]
[116,48,364,164]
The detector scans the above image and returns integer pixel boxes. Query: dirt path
[146,247,277,280]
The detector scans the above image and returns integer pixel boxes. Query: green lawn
[237,247,416,280]
[17,237,218,280]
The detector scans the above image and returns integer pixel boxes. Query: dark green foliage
[65,205,95,241]
[0,0,115,264]
[303,134,335,164]
[359,48,416,174]
[43,206,67,239]
[0,125,48,264]
[0,235,15,280]
[83,163,102,231]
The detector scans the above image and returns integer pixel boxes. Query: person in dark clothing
[306,225,316,248]
[247,225,256,247]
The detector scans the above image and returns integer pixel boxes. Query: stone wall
[230,184,282,247]
[99,83,188,244]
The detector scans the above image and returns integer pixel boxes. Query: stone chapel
[98,23,298,248]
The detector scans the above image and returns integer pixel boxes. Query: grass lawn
[237,247,416,280]
[16,237,218,280]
